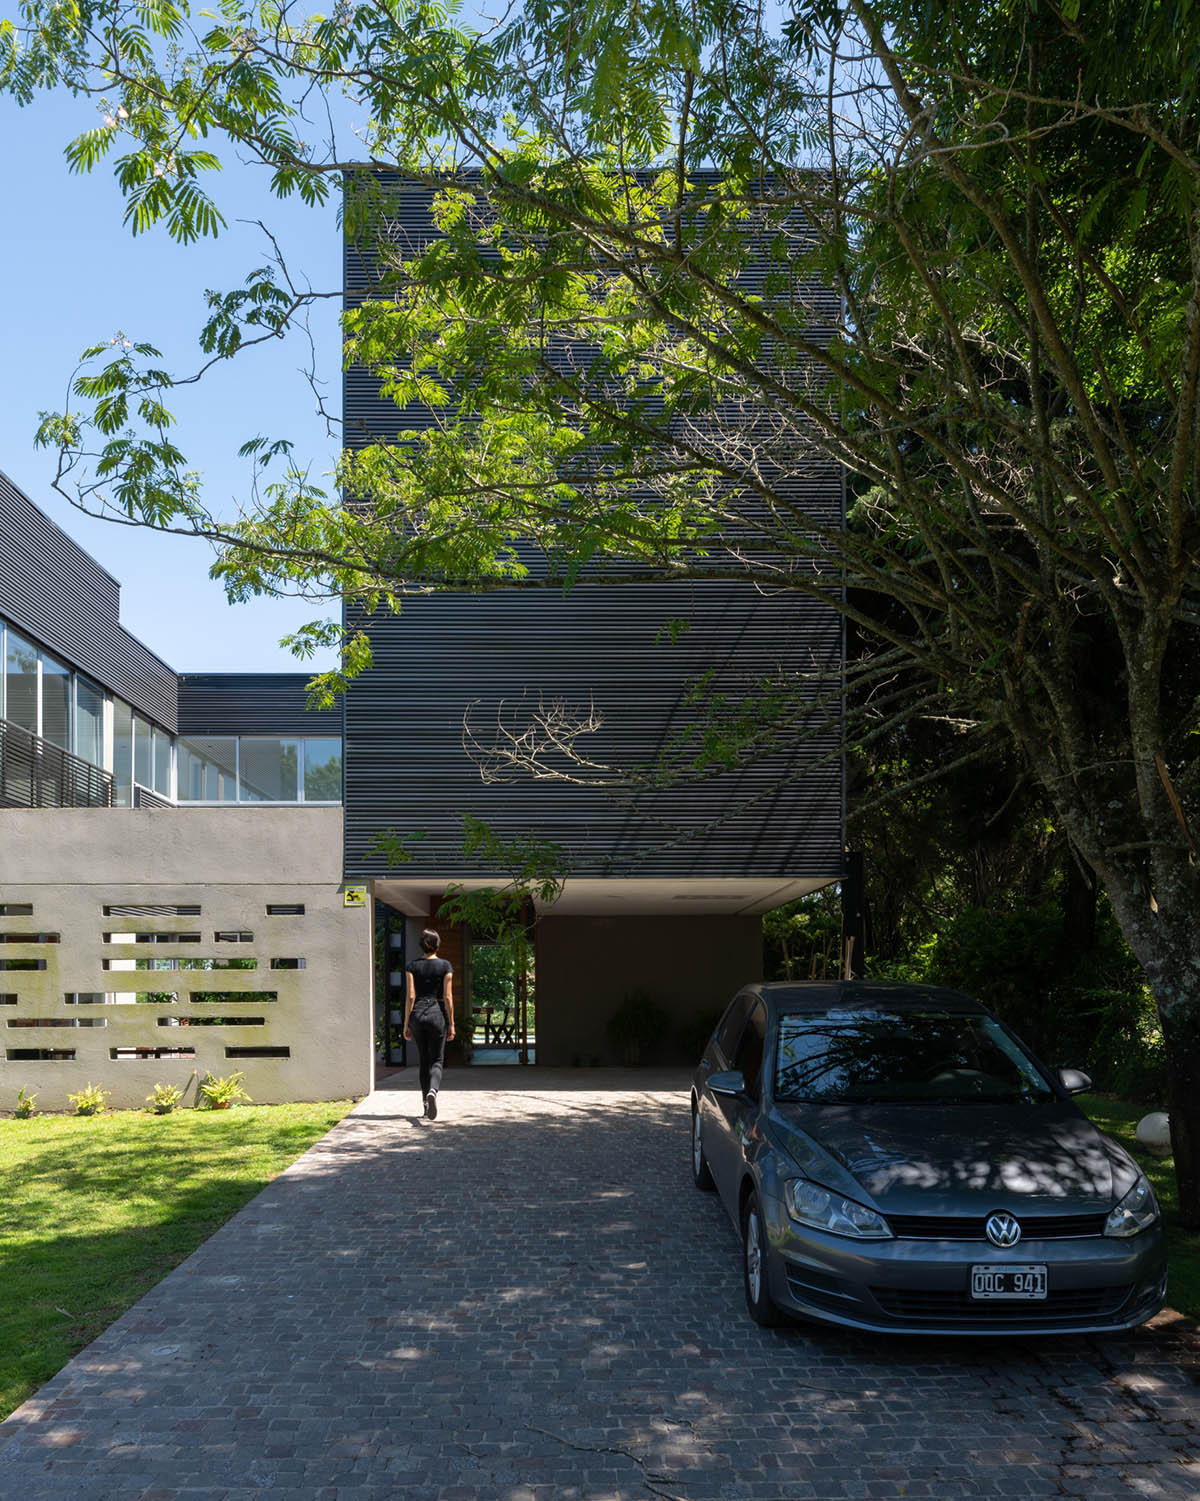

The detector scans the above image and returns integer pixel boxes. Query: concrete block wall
[0,806,372,1110]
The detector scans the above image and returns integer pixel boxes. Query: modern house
[0,174,846,1107]
[0,470,371,1109]
[344,176,846,1068]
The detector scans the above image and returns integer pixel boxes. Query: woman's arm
[403,970,415,1041]
[444,971,456,1040]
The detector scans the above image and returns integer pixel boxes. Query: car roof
[740,979,988,1017]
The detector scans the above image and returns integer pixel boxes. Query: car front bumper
[760,1190,1168,1335]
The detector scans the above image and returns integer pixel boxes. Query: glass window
[303,738,342,802]
[178,737,238,801]
[773,1008,1057,1106]
[75,677,104,768]
[152,727,171,796]
[733,1001,767,1098]
[5,629,38,732]
[41,653,71,750]
[715,995,751,1062]
[133,715,152,788]
[240,737,299,802]
[112,700,133,805]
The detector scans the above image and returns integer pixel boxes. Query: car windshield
[774,1008,1057,1105]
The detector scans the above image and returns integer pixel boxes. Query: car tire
[691,1104,715,1191]
[742,1190,785,1327]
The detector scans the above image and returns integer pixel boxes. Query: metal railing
[133,785,173,809]
[0,717,113,808]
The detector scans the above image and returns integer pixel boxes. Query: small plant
[67,1082,110,1117]
[146,1082,184,1115]
[198,1071,250,1109]
[13,1087,37,1119]
[606,989,671,1065]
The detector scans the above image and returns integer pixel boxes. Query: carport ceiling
[371,876,835,918]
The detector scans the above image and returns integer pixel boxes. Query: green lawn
[1080,1093,1200,1321]
[0,1101,354,1420]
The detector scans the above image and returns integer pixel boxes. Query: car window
[773,1008,1056,1105]
[733,1001,767,1098]
[714,995,751,1062]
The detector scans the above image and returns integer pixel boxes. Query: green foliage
[198,1071,250,1109]
[4,0,1200,1198]
[890,899,1164,1100]
[764,888,844,981]
[438,814,566,963]
[146,1081,184,1114]
[12,1087,37,1120]
[66,1083,110,1117]
[605,989,670,1065]
[1079,1095,1200,1320]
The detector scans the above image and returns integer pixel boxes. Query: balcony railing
[0,717,113,809]
[133,785,173,809]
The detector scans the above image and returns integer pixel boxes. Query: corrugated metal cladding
[343,173,845,881]
[0,471,178,730]
[177,675,343,736]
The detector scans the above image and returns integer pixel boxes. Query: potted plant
[606,990,670,1065]
[198,1071,251,1109]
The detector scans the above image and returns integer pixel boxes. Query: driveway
[1,1069,1198,1499]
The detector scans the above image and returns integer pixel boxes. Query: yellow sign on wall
[343,885,368,908]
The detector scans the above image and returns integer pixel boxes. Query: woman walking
[403,929,455,1119]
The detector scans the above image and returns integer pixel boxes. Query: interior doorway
[466,935,535,1065]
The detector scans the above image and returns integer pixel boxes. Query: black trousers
[412,1009,446,1099]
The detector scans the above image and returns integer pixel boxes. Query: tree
[3,0,1200,1218]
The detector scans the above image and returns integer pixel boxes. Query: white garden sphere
[1135,1112,1173,1156]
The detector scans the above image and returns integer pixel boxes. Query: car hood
[769,1100,1136,1216]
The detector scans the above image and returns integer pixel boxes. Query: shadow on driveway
[1,1072,1198,1499]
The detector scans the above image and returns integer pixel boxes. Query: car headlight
[1104,1173,1160,1238]
[785,1179,893,1239]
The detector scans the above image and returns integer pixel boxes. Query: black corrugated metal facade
[178,675,343,736]
[343,175,845,881]
[0,471,178,730]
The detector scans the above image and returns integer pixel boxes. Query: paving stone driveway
[2,1069,1200,1500]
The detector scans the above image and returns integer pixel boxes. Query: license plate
[970,1264,1047,1300]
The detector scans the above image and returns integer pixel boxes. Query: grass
[0,1100,354,1420]
[1080,1093,1200,1321]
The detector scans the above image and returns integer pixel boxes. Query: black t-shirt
[407,957,452,1008]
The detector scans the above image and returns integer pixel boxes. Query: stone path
[2,1068,1199,1499]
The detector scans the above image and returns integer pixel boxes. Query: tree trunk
[1103,870,1200,1228]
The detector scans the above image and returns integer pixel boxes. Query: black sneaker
[426,1092,438,1120]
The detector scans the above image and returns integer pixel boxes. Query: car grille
[870,1285,1131,1323]
[885,1212,1109,1241]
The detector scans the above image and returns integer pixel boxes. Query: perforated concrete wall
[0,807,371,1110]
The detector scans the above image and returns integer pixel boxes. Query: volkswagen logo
[985,1211,1022,1248]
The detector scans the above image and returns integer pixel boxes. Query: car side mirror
[1058,1067,1092,1095]
[708,1068,747,1099]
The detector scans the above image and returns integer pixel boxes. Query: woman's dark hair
[420,929,440,954]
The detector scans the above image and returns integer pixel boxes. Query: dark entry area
[374,901,407,1067]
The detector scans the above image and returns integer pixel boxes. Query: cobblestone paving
[2,1069,1199,1500]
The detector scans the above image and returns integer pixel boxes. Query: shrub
[146,1082,184,1115]
[12,1087,37,1119]
[198,1071,250,1109]
[67,1083,110,1117]
[606,990,670,1065]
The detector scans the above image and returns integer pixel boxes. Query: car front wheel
[742,1190,784,1327]
[692,1105,715,1190]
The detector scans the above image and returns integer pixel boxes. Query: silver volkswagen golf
[691,981,1167,1334]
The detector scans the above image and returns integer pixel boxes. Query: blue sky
[0,90,344,671]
